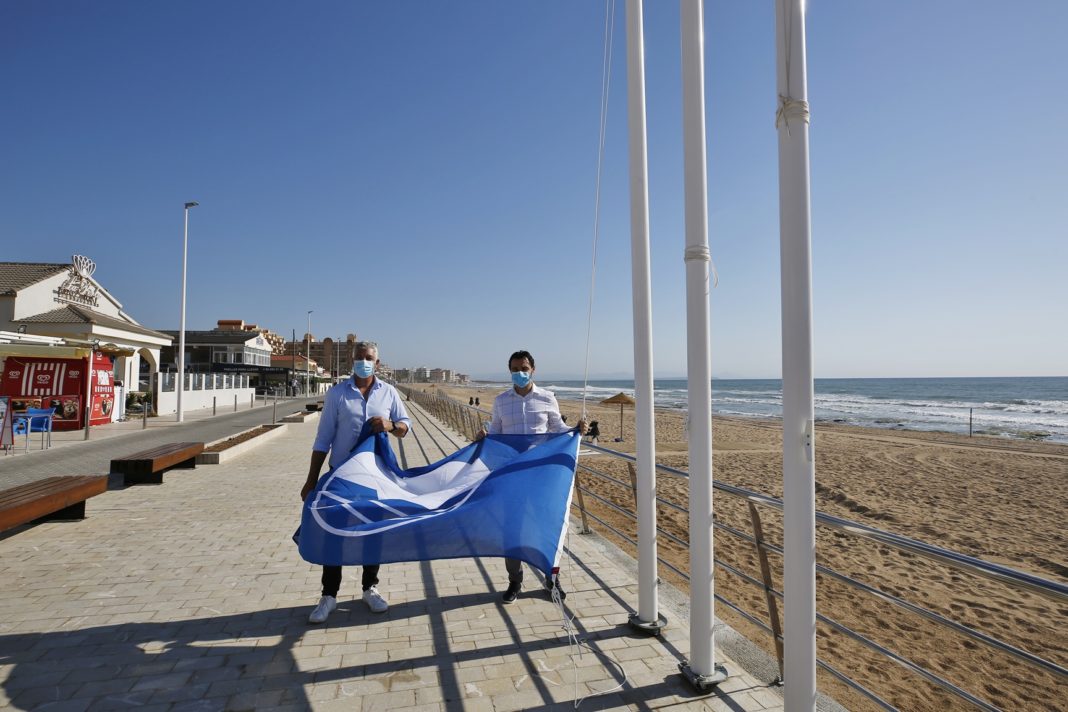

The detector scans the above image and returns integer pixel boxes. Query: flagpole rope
[580,0,617,422]
[565,2,630,705]
[556,526,629,707]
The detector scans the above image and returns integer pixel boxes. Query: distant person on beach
[469,397,474,406]
[475,349,587,604]
[301,341,411,624]
[475,397,480,406]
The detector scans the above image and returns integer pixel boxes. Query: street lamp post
[177,201,198,423]
[306,310,313,396]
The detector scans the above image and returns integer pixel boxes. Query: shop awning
[0,344,92,359]
[96,343,137,357]
[0,343,134,359]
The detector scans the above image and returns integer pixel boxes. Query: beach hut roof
[600,392,635,406]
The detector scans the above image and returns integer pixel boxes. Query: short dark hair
[508,350,535,369]
[355,341,379,359]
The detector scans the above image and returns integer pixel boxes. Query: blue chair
[24,407,54,450]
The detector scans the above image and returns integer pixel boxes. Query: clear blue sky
[3,1,1065,380]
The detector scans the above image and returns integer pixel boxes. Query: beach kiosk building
[0,258,172,428]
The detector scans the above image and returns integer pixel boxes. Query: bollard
[250,393,254,409]
[273,400,277,424]
[233,394,238,412]
[213,397,217,416]
[142,400,148,430]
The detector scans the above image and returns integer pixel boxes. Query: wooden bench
[0,476,109,533]
[111,442,204,485]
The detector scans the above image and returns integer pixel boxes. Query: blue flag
[297,431,581,575]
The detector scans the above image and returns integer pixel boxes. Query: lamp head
[184,201,199,209]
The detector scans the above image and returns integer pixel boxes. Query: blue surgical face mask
[511,371,532,388]
[353,359,375,378]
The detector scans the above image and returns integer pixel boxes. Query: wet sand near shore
[426,383,1068,711]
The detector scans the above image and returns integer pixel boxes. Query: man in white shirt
[301,341,411,624]
[477,350,586,604]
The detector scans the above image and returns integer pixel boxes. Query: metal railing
[398,386,1068,712]
[159,372,250,393]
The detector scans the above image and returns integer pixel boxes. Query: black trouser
[506,559,554,587]
[321,565,380,597]
[505,558,524,584]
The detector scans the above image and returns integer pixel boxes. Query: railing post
[573,472,593,535]
[748,502,785,683]
[627,461,640,510]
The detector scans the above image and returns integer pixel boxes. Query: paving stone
[360,688,416,711]
[226,688,286,709]
[27,698,93,712]
[11,683,85,709]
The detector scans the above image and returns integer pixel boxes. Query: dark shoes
[502,579,566,604]
[502,581,521,604]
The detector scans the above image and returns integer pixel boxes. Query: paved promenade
[0,399,785,711]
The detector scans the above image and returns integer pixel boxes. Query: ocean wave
[544,379,1068,442]
[716,396,782,405]
[999,400,1068,416]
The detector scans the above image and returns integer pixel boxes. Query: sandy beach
[426,382,1068,711]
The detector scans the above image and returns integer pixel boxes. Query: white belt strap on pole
[625,0,666,636]
[775,0,817,709]
[679,0,727,691]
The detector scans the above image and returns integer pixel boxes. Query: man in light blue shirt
[301,341,411,624]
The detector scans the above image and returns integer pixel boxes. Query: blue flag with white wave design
[297,430,580,574]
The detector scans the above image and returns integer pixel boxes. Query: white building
[0,258,172,391]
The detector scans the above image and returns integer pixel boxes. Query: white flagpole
[775,0,817,708]
[624,0,664,635]
[679,0,727,690]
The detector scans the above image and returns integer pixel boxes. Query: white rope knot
[775,94,810,132]
[683,245,719,287]
[684,245,710,263]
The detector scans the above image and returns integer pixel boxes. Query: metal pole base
[678,661,728,693]
[628,612,668,636]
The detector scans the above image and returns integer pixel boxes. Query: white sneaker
[308,595,337,624]
[362,586,388,613]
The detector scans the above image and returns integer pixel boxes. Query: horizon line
[462,374,1068,382]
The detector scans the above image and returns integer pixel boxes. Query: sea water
[527,377,1068,444]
